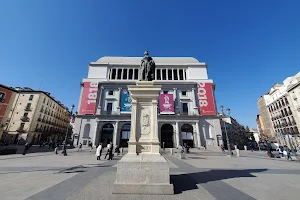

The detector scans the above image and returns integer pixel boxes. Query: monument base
[113,154,174,195]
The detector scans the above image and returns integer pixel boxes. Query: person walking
[108,142,114,160]
[22,143,30,155]
[95,143,102,160]
[89,141,93,152]
[104,142,111,159]
[54,144,58,155]
[114,145,120,156]
[77,143,82,152]
[221,144,225,153]
[285,147,293,160]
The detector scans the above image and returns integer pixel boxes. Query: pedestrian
[95,143,102,160]
[77,143,82,152]
[89,141,93,152]
[285,148,292,160]
[108,142,114,160]
[104,142,111,159]
[221,144,225,153]
[114,145,120,156]
[22,143,30,155]
[121,147,124,155]
[54,145,58,155]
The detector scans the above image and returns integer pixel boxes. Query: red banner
[159,94,175,114]
[197,82,216,115]
[79,82,98,115]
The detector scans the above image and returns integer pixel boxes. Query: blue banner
[121,90,132,113]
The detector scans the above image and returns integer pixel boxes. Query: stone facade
[73,56,222,149]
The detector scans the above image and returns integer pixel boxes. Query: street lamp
[62,104,75,156]
[220,105,232,157]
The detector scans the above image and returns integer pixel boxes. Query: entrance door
[161,124,174,148]
[101,123,114,147]
[120,123,130,147]
[181,124,194,147]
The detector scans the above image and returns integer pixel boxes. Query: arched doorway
[101,123,114,147]
[120,123,130,147]
[181,124,194,147]
[161,124,174,148]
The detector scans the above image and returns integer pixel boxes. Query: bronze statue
[139,51,155,81]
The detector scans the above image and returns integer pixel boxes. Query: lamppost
[62,104,75,156]
[220,105,232,157]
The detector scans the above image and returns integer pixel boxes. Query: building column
[97,87,104,113]
[92,119,99,147]
[173,88,178,114]
[117,87,122,113]
[176,122,180,147]
[191,88,198,115]
[196,121,201,148]
[113,121,119,145]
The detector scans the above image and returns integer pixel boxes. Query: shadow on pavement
[171,168,267,194]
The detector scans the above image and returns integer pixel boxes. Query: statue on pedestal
[139,51,156,81]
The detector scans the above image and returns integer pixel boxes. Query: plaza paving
[0,148,300,200]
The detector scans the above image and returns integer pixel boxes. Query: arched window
[120,123,131,147]
[83,124,90,138]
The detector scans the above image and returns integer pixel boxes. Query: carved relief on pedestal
[140,108,151,135]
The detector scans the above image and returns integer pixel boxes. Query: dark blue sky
[1,0,300,128]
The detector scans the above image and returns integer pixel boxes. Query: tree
[245,126,250,132]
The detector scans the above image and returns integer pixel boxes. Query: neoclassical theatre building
[73,56,222,149]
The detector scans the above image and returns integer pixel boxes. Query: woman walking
[95,143,102,160]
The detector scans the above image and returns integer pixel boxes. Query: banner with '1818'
[79,82,98,115]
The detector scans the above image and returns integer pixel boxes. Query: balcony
[25,107,32,111]
[20,116,30,122]
[16,127,26,133]
[100,111,120,115]
[42,119,45,123]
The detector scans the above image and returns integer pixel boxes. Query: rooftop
[95,56,203,65]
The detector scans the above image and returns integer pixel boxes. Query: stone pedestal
[113,81,174,195]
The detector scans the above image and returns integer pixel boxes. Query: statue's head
[144,50,149,56]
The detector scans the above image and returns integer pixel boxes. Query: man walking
[108,142,114,160]
[77,143,82,152]
[104,142,111,159]
[95,143,102,160]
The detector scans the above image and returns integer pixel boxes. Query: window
[108,91,114,95]
[182,91,187,96]
[129,69,133,79]
[43,98,45,103]
[106,102,113,113]
[111,69,116,79]
[26,103,31,109]
[162,69,167,80]
[20,123,25,129]
[182,103,188,114]
[134,69,139,80]
[123,69,127,79]
[23,113,28,117]
[0,92,5,102]
[179,69,184,80]
[156,69,161,80]
[168,69,172,80]
[163,91,168,94]
[173,69,178,80]
[117,69,122,79]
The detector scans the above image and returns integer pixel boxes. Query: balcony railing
[25,107,32,111]
[100,111,120,115]
[20,116,30,122]
[16,127,26,133]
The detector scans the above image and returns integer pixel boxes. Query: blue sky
[1,0,300,128]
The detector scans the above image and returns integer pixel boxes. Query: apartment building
[257,72,300,147]
[2,87,71,144]
[0,84,18,140]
